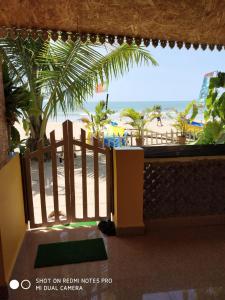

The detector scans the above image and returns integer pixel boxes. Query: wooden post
[113,148,145,235]
[63,121,71,221]
[37,141,47,224]
[110,148,114,214]
[68,121,75,220]
[81,129,88,219]
[20,154,29,224]
[93,138,99,218]
[24,150,35,227]
[106,146,111,218]
[145,131,148,145]
[50,131,59,222]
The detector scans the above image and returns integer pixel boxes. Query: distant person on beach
[155,105,163,126]
[145,104,163,126]
[156,115,163,126]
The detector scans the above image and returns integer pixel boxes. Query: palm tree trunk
[7,124,11,151]
[26,115,49,151]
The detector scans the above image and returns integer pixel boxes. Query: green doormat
[34,238,107,268]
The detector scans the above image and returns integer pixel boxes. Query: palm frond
[120,108,142,121]
[37,40,158,118]
[0,37,158,140]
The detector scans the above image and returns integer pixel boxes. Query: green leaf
[0,37,158,142]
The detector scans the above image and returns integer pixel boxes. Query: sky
[88,45,225,102]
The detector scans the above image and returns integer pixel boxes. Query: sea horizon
[87,99,191,102]
[50,100,194,122]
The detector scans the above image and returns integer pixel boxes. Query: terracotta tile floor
[9,224,225,299]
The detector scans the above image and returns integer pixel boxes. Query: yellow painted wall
[113,148,144,231]
[0,231,5,285]
[0,154,27,282]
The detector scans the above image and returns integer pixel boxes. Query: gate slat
[24,150,35,228]
[106,146,111,218]
[50,131,59,222]
[93,138,99,218]
[25,120,113,227]
[81,129,88,219]
[68,121,75,220]
[110,148,114,214]
[63,121,71,222]
[37,141,47,224]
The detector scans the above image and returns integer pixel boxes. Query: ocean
[50,101,192,122]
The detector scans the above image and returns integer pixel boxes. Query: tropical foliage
[81,97,114,137]
[196,72,225,144]
[204,72,225,122]
[120,108,149,138]
[0,37,158,150]
[3,62,31,151]
[169,100,198,136]
[196,121,225,144]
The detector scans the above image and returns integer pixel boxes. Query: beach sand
[15,117,174,226]
[30,152,107,225]
[15,114,175,141]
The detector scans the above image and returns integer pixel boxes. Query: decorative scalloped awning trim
[0,27,224,51]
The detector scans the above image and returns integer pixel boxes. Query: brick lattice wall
[144,158,225,219]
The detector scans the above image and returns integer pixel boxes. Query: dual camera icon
[9,279,31,290]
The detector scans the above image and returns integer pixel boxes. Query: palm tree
[81,97,114,139]
[0,37,158,150]
[167,100,198,144]
[121,108,150,146]
[3,62,31,152]
[1,37,48,150]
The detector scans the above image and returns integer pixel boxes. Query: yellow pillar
[0,154,27,294]
[113,147,145,235]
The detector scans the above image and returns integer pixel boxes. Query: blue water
[50,101,191,122]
